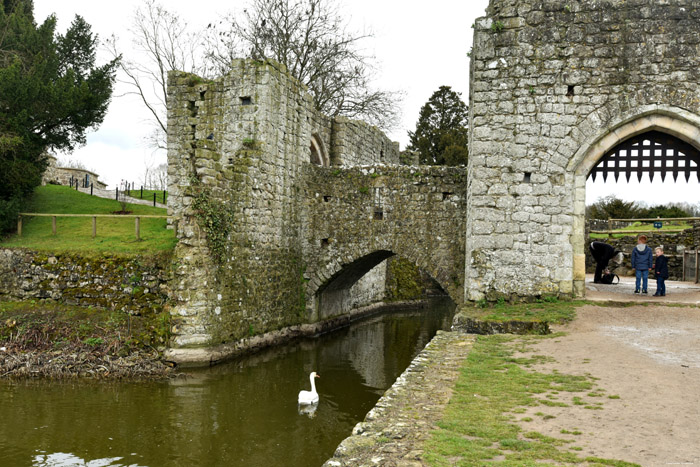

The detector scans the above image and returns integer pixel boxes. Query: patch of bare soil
[517,304,700,466]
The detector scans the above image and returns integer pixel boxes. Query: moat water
[0,299,454,467]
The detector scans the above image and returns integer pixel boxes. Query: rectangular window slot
[240,96,252,105]
[374,210,384,220]
[523,172,532,183]
[321,238,329,247]
[566,85,575,97]
[442,192,453,200]
[323,195,332,202]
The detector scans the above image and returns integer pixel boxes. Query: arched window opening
[309,134,329,167]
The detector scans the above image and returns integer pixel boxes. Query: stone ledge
[453,315,551,335]
[164,300,435,367]
[322,330,476,467]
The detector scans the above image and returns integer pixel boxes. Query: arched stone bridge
[301,165,466,320]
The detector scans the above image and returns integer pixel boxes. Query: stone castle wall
[166,60,406,352]
[467,0,700,300]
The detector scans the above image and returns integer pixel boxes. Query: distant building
[42,155,107,190]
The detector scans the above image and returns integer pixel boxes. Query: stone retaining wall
[323,331,476,466]
[0,249,170,314]
[585,229,696,280]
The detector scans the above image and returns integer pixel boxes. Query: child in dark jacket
[631,235,653,294]
[652,246,669,297]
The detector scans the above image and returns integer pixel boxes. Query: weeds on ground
[467,297,584,325]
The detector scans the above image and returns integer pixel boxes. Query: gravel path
[519,303,700,466]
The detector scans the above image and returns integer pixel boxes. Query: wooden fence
[17,213,173,241]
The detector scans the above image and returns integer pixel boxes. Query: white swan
[298,371,320,405]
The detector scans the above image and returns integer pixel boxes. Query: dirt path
[519,304,700,466]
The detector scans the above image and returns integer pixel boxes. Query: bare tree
[107,0,209,149]
[206,0,401,129]
[114,0,400,143]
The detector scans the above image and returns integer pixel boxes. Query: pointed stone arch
[310,133,329,167]
[568,107,700,294]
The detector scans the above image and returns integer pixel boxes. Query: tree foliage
[407,85,469,166]
[586,195,693,219]
[0,0,117,232]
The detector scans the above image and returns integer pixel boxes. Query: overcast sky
[33,1,700,207]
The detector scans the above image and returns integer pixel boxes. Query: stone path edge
[323,330,476,467]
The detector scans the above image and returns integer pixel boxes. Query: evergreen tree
[0,1,117,232]
[408,86,469,166]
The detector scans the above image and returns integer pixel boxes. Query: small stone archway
[568,107,700,295]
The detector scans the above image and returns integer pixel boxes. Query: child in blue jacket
[631,235,653,294]
[652,246,669,296]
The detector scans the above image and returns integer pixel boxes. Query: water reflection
[1,299,454,467]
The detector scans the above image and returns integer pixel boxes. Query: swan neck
[310,374,317,394]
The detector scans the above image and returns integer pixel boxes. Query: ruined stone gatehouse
[166,0,700,362]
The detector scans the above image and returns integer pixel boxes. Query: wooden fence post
[135,217,140,241]
[52,216,56,235]
[17,215,22,236]
[696,250,699,284]
[92,216,96,238]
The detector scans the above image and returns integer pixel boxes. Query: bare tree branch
[204,0,401,130]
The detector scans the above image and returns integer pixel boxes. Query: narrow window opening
[188,100,198,117]
[566,85,575,97]
[523,172,532,183]
[442,192,453,201]
[240,96,252,106]
[200,91,206,100]
[228,157,234,164]
[380,150,384,159]
[374,210,384,220]
[321,238,330,247]
[323,195,332,202]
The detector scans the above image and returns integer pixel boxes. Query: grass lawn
[0,185,177,255]
[424,332,638,466]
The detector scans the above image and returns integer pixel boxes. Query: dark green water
[0,300,453,467]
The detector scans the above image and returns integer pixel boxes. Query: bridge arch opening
[571,111,700,296]
[311,250,450,321]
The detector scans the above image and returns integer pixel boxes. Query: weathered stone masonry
[166,60,464,360]
[467,0,700,300]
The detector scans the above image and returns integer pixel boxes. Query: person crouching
[631,235,653,294]
[652,246,669,297]
[589,241,623,284]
